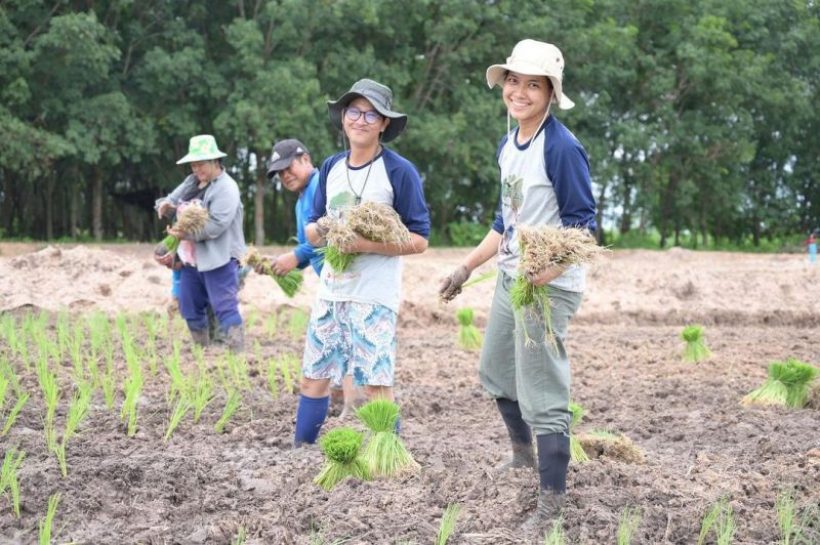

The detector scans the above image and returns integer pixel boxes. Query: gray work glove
[316,216,333,239]
[438,265,471,302]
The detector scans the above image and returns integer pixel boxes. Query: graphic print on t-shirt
[500,173,524,256]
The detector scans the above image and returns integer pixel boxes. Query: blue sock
[294,394,329,446]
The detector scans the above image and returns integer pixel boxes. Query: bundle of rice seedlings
[741,358,819,408]
[681,324,711,363]
[314,427,370,491]
[568,401,589,463]
[357,399,420,477]
[456,308,482,351]
[154,200,210,257]
[577,429,645,464]
[511,225,605,346]
[243,247,303,297]
[320,202,412,272]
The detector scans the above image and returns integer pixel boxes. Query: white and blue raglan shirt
[492,115,597,293]
[293,169,323,275]
[309,147,430,313]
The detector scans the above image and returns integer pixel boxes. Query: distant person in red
[805,231,817,263]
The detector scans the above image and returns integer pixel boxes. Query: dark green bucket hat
[327,78,408,143]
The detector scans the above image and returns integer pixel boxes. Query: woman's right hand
[438,265,471,302]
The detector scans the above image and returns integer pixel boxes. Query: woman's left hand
[166,225,185,239]
[526,265,565,287]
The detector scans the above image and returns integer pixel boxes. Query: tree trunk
[45,172,54,240]
[92,167,104,242]
[254,163,265,245]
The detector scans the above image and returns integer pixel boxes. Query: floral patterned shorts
[302,299,397,387]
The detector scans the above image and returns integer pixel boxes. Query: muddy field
[0,243,818,544]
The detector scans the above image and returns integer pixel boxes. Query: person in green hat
[154,134,247,351]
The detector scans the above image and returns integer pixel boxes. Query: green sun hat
[176,134,228,164]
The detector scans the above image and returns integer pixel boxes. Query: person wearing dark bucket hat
[438,39,597,536]
[290,78,430,447]
[154,134,247,351]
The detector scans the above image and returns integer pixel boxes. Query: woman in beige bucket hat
[439,39,597,535]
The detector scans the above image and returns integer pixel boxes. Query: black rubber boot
[224,324,245,352]
[189,327,210,347]
[521,433,570,535]
[495,398,536,472]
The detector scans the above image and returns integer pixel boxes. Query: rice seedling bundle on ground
[455,308,482,351]
[512,225,606,346]
[681,324,712,363]
[568,401,589,463]
[314,427,370,491]
[154,200,210,257]
[319,202,411,272]
[577,429,645,464]
[356,399,420,477]
[741,358,819,408]
[244,247,303,298]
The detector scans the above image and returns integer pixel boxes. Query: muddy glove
[438,265,470,302]
[315,216,333,239]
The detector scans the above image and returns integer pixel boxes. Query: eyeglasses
[344,107,383,124]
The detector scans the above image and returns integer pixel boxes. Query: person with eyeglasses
[292,78,430,447]
[438,40,597,536]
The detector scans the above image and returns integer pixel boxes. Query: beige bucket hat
[176,134,228,165]
[486,39,575,110]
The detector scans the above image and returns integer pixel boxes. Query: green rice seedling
[568,401,589,463]
[0,356,23,398]
[164,344,187,403]
[775,489,818,545]
[0,449,25,517]
[617,506,642,545]
[357,399,420,477]
[245,248,304,297]
[0,375,7,417]
[214,390,242,433]
[455,308,482,351]
[265,314,278,338]
[287,308,310,340]
[230,526,246,545]
[314,427,370,491]
[697,498,735,545]
[460,269,497,290]
[543,517,565,545]
[2,392,30,436]
[191,373,213,423]
[164,396,192,442]
[69,321,86,381]
[0,314,16,356]
[120,358,143,437]
[317,245,356,273]
[55,382,92,477]
[37,357,60,450]
[141,315,159,377]
[224,352,251,391]
[100,362,117,411]
[278,354,297,395]
[681,324,711,363]
[56,311,71,362]
[742,358,819,408]
[266,359,280,400]
[436,503,461,545]
[38,492,61,545]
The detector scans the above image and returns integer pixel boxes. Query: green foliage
[0,1,817,247]
[38,493,61,545]
[617,507,642,545]
[356,399,419,477]
[568,402,589,463]
[0,449,25,517]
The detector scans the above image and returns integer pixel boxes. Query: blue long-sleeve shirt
[293,169,323,275]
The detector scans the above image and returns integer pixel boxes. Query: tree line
[1,0,817,248]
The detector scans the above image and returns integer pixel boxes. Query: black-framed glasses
[344,107,383,124]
